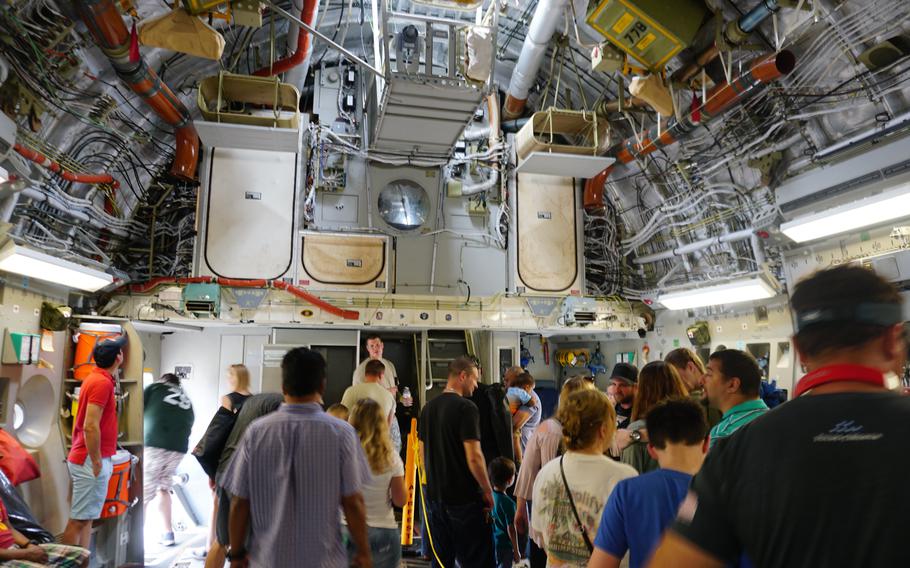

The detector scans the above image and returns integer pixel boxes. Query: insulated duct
[73,0,199,181]
[584,50,796,210]
[253,0,318,78]
[281,0,320,89]
[503,0,568,119]
[672,0,780,84]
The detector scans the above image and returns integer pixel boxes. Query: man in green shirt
[702,350,768,450]
[144,373,195,546]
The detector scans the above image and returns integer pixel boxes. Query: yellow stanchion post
[401,418,418,546]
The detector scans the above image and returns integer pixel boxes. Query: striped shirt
[222,403,370,568]
[709,399,769,449]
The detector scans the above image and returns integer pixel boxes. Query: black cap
[610,362,638,384]
[93,335,127,368]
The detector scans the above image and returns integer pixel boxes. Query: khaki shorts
[143,447,185,504]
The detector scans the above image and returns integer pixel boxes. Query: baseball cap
[610,362,639,385]
[93,335,127,368]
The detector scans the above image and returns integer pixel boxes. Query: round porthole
[377,179,430,231]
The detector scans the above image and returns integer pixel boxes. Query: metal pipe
[73,0,199,181]
[633,228,754,264]
[265,0,383,78]
[501,118,529,133]
[672,0,779,84]
[503,0,568,119]
[812,109,910,161]
[584,50,796,211]
[254,0,319,77]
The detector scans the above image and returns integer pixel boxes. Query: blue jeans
[426,499,495,568]
[345,526,401,568]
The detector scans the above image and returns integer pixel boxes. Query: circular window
[377,179,430,231]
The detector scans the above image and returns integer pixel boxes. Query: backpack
[192,406,237,479]
[470,383,514,464]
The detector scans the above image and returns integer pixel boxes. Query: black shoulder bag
[558,455,594,554]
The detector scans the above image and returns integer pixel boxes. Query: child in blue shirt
[506,386,534,414]
[489,457,521,568]
[589,398,709,568]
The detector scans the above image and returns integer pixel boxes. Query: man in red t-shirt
[61,336,126,548]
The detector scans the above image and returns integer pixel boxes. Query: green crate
[586,0,709,72]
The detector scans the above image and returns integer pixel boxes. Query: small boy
[489,457,522,568]
[506,373,537,415]
[326,403,349,421]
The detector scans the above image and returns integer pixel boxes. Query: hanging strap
[559,455,594,554]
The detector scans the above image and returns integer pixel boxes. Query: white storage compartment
[201,147,298,279]
[510,173,584,295]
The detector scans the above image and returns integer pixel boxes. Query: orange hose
[253,0,318,76]
[74,0,199,181]
[14,144,120,188]
[122,277,361,320]
[272,280,360,320]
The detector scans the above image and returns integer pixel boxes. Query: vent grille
[185,300,217,314]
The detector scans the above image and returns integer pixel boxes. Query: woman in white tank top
[346,398,407,568]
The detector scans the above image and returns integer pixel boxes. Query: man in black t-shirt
[609,363,638,430]
[419,356,495,567]
[648,265,910,568]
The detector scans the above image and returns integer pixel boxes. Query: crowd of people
[413,264,910,568]
[214,265,908,567]
[55,264,907,568]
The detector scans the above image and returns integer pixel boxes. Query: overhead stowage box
[298,232,393,293]
[198,73,300,129]
[586,0,709,71]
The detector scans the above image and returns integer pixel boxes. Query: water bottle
[401,387,413,407]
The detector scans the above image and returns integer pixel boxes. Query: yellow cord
[416,459,446,568]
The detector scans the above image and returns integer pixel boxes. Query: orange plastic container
[101,450,133,519]
[73,323,121,381]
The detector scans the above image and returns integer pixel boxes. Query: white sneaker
[159,532,176,547]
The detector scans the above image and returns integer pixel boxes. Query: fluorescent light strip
[0,243,113,292]
[780,183,910,243]
[659,277,776,310]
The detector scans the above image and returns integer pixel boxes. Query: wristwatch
[630,430,643,443]
[226,547,248,561]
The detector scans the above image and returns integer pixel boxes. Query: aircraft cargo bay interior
[0,0,908,566]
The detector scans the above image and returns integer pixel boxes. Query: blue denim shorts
[345,526,401,568]
[67,457,113,520]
